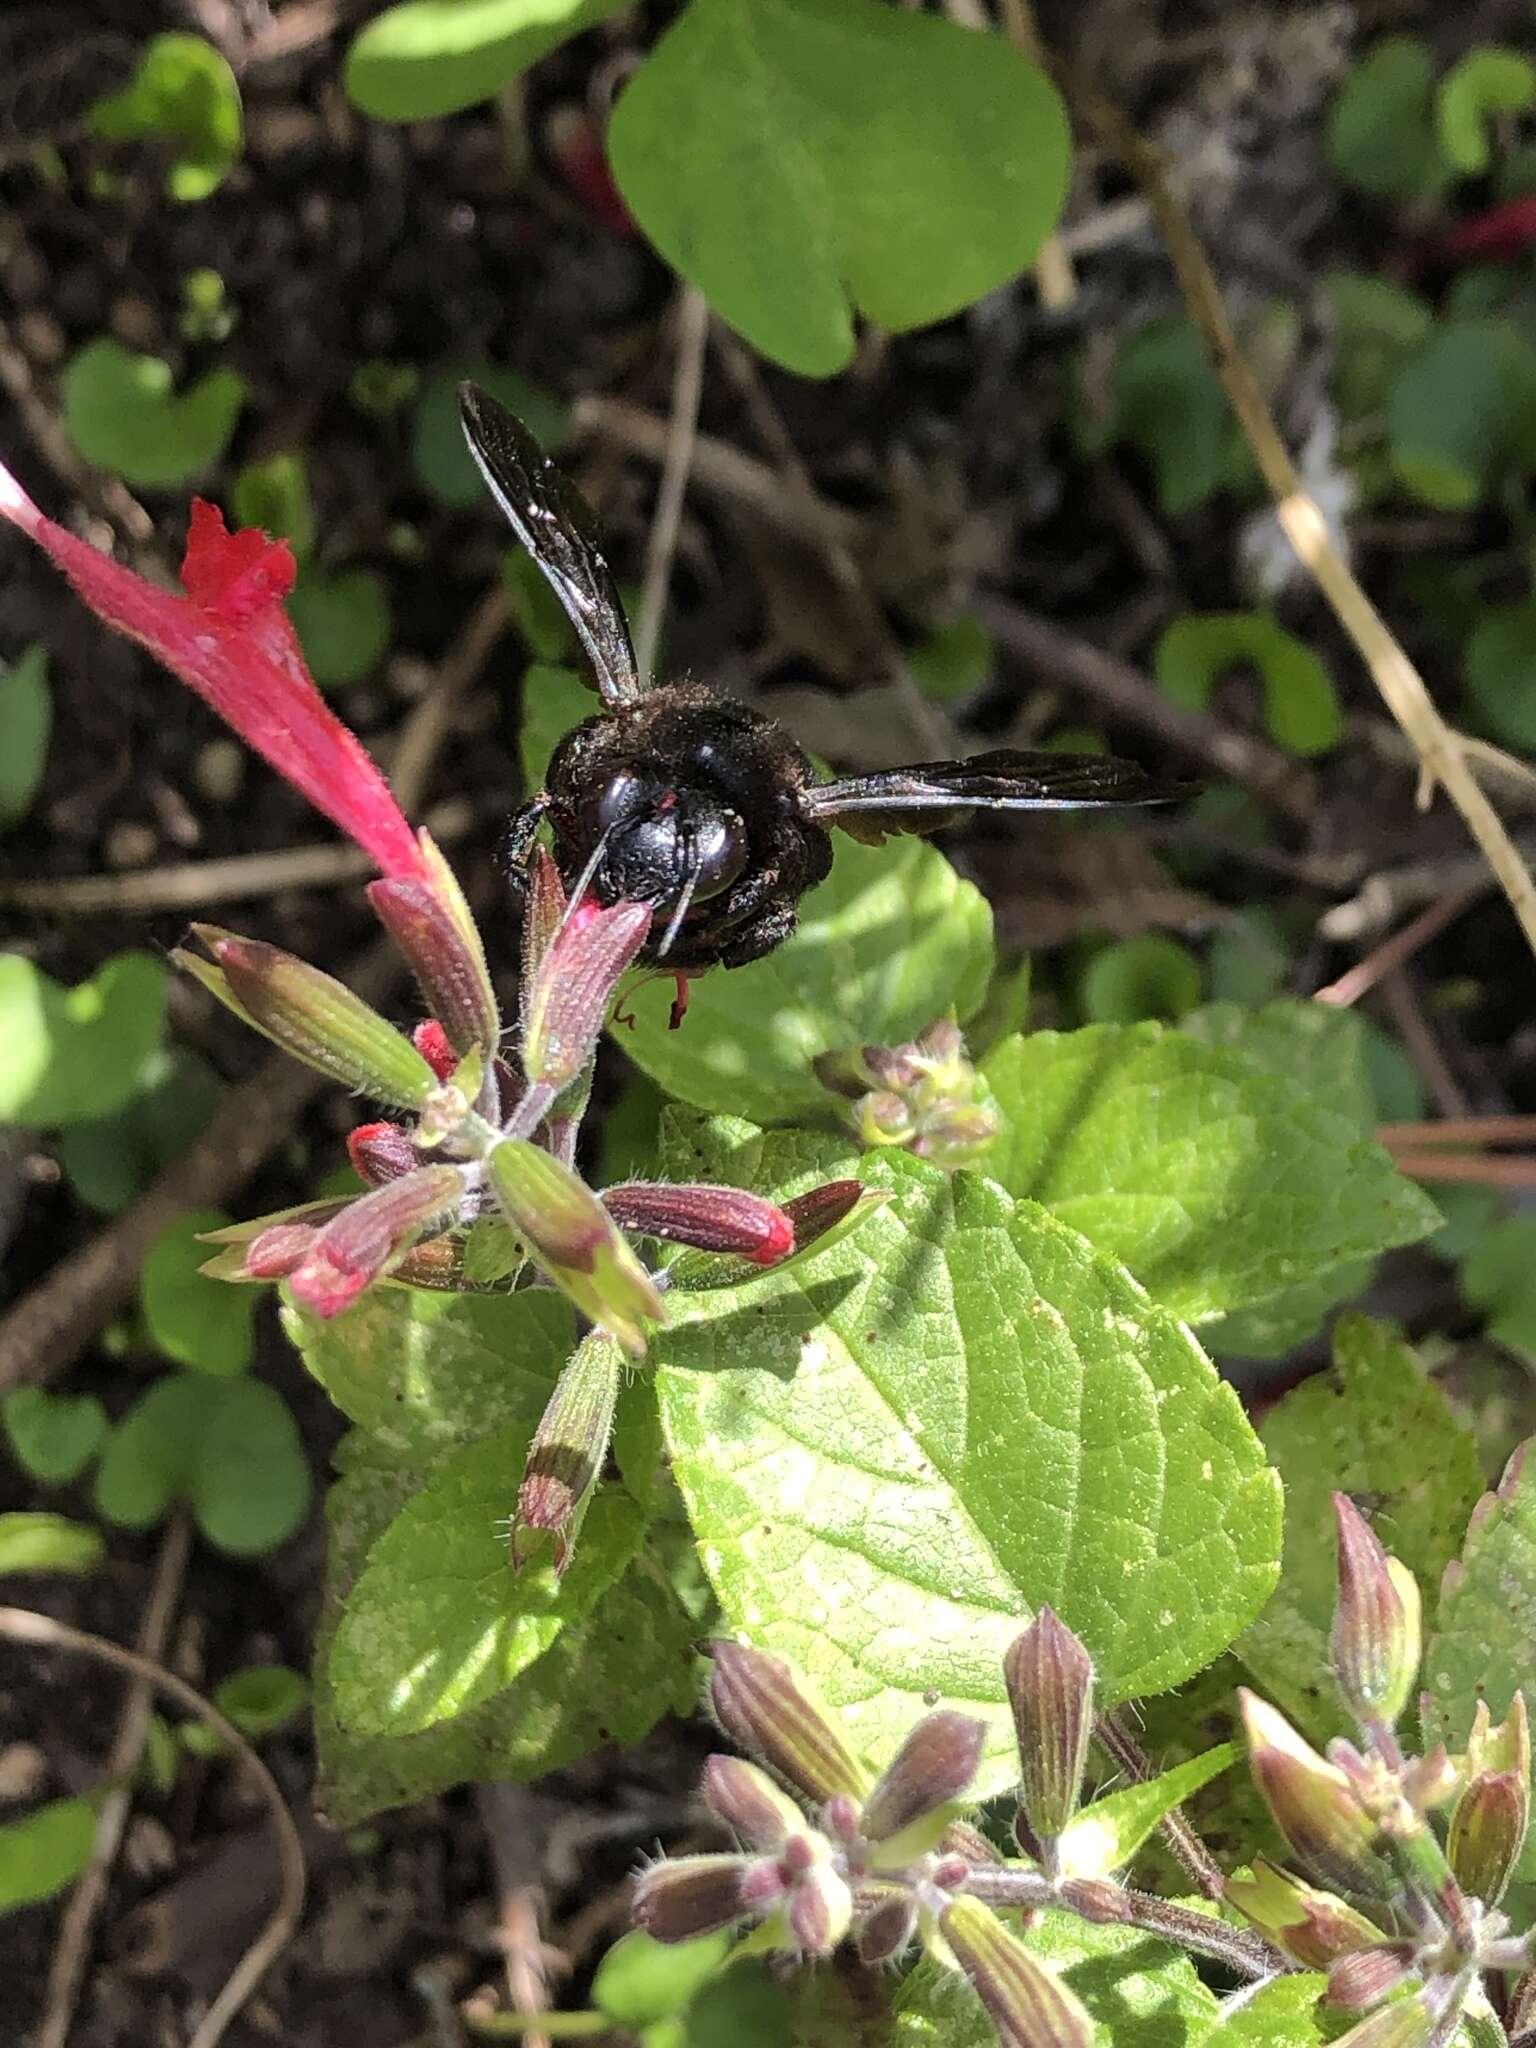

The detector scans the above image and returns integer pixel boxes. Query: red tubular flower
[0,463,427,881]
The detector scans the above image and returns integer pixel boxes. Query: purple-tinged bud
[940,1895,1095,2048]
[858,1892,918,1965]
[196,1198,351,1280]
[1057,1878,1133,1926]
[1005,1606,1094,1864]
[1448,1766,1528,1905]
[942,1817,1003,1867]
[391,1233,467,1291]
[916,1017,965,1066]
[368,874,499,1059]
[1332,1495,1421,1728]
[602,1182,795,1266]
[860,1045,927,1091]
[243,1222,318,1279]
[703,1756,805,1850]
[1327,1945,1414,2010]
[738,1858,788,1912]
[513,1332,620,1575]
[1397,1744,1458,1816]
[1240,1692,1386,1895]
[1225,1857,1383,1968]
[289,1165,467,1319]
[1508,1970,1536,2039]
[786,1861,852,1956]
[784,1181,867,1247]
[632,1856,748,1943]
[860,1711,986,1861]
[912,1102,1000,1172]
[522,896,651,1091]
[184,926,437,1109]
[347,1120,417,1185]
[520,845,566,991]
[860,1091,915,1148]
[824,1793,861,1845]
[487,1138,663,1359]
[1467,1692,1530,1779]
[706,1641,869,1807]
[1325,1998,1433,2048]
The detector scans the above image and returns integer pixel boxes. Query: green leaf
[213,1664,309,1737]
[618,835,993,1124]
[656,1132,1280,1777]
[1324,271,1434,420]
[94,1374,310,1554]
[1326,37,1447,201]
[907,616,994,704]
[0,1796,97,1912]
[89,32,242,201]
[1206,1260,1373,1363]
[1057,1744,1239,1880]
[344,0,628,120]
[62,339,245,489]
[1462,1215,1536,1353]
[1424,1441,1536,1757]
[1155,613,1343,759]
[1217,1973,1327,2046]
[1388,321,1536,511]
[607,0,1069,378]
[2,1388,108,1485]
[288,567,393,689]
[684,1965,791,2048]
[1104,316,1253,516]
[1207,910,1292,1010]
[286,1286,575,1461]
[0,645,51,828]
[0,951,167,1128]
[412,362,568,508]
[1238,1315,1484,1744]
[232,451,314,560]
[1437,49,1536,176]
[519,661,594,792]
[58,1047,220,1215]
[327,1430,646,1734]
[1078,935,1203,1024]
[141,1207,257,1375]
[0,1512,105,1574]
[593,1930,732,2028]
[314,1450,699,1823]
[1464,600,1536,752]
[982,1019,1438,1323]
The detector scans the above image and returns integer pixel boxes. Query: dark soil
[3,1,1535,2040]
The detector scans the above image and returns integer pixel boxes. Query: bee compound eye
[691,810,747,900]
[593,771,643,832]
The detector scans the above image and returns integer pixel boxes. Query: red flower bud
[703,1756,805,1851]
[1332,1494,1420,1728]
[602,1181,795,1265]
[243,1222,317,1279]
[347,1121,417,1185]
[288,1165,466,1318]
[368,872,499,1059]
[1006,1605,1095,1861]
[513,1332,621,1575]
[412,1019,456,1081]
[857,1893,918,1965]
[522,896,651,1091]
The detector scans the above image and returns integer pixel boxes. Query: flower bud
[1240,1692,1385,1895]
[912,1102,1000,1172]
[519,845,566,990]
[632,1856,749,1943]
[412,1018,456,1080]
[288,1165,467,1318]
[367,873,499,1059]
[786,1860,852,1955]
[1005,1606,1094,1864]
[703,1756,806,1850]
[1225,1857,1383,1968]
[487,1138,663,1359]
[940,1895,1095,2048]
[861,1711,986,1862]
[522,896,651,1091]
[1448,1765,1528,1905]
[184,926,437,1109]
[783,1181,867,1247]
[1466,1691,1530,1779]
[706,1641,869,1807]
[1332,1495,1421,1728]
[347,1120,418,1185]
[602,1181,795,1266]
[857,1892,918,1965]
[1326,1945,1414,2010]
[513,1331,621,1574]
[860,1091,915,1148]
[391,1233,466,1291]
[243,1221,318,1279]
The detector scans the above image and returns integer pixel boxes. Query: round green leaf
[0,645,51,829]
[1388,322,1536,510]
[1155,612,1343,759]
[1326,36,1448,201]
[608,0,1069,377]
[190,1376,311,1554]
[617,835,993,1124]
[412,363,567,508]
[213,1663,309,1737]
[58,1047,220,1215]
[2,1389,108,1486]
[141,1207,256,1376]
[1463,1215,1536,1355]
[0,1797,98,1910]
[1323,270,1433,421]
[593,1930,732,2028]
[89,31,242,201]
[0,1512,105,1575]
[906,616,994,704]
[232,451,314,559]
[1437,48,1536,176]
[1464,599,1536,751]
[519,661,594,792]
[61,339,245,488]
[1078,936,1202,1025]
[94,1376,208,1532]
[288,567,393,689]
[1105,315,1254,516]
[344,0,628,120]
[0,951,167,1129]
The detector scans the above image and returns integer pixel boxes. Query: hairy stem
[959,1867,1287,1982]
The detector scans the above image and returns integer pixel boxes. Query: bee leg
[720,902,798,969]
[501,795,549,896]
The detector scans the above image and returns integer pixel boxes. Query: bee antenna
[656,853,703,960]
[556,821,616,936]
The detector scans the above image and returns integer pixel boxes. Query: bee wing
[803,749,1198,840]
[459,381,642,709]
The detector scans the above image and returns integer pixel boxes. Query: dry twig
[634,286,710,682]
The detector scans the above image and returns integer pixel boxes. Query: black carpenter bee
[460,382,1193,989]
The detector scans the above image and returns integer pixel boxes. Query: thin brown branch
[0,1601,306,2048]
[1379,1149,1536,1188]
[634,286,710,683]
[36,1516,192,2048]
[390,585,511,814]
[1377,1117,1536,1148]
[1312,889,1482,1009]
[1093,1708,1227,1902]
[1051,63,1536,961]
[996,0,1077,308]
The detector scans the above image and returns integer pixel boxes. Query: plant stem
[959,1867,1286,1982]
[462,2011,613,2040]
[1094,1708,1227,1901]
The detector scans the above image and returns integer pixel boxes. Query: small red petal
[1434,195,1536,267]
[182,500,297,618]
[747,1208,796,1267]
[347,1121,417,1184]
[412,1019,457,1080]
